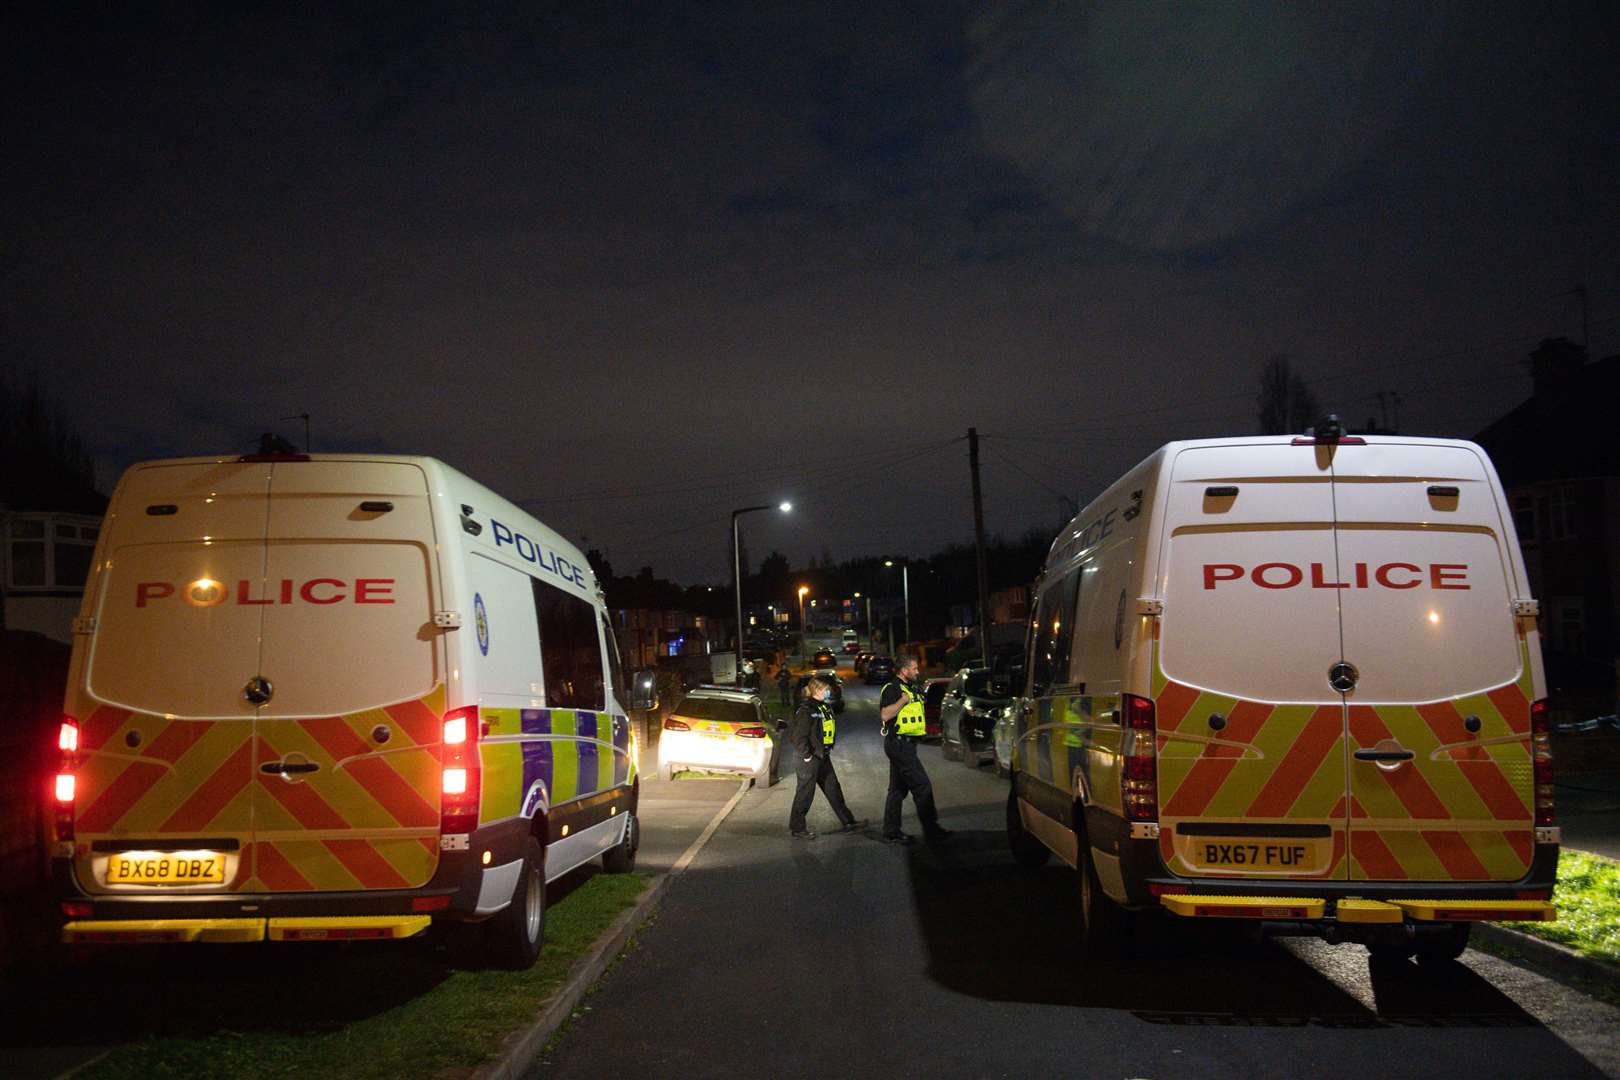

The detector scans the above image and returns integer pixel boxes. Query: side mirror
[630,669,659,711]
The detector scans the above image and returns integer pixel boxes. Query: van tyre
[1077,837,1130,957]
[485,836,546,970]
[602,810,639,874]
[1006,784,1051,870]
[1415,924,1470,964]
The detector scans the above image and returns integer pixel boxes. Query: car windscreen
[672,697,758,724]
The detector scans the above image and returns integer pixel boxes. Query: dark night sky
[5,3,1617,583]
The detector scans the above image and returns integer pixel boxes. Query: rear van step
[1160,895,1555,922]
[63,915,432,944]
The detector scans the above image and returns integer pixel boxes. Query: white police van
[53,449,654,968]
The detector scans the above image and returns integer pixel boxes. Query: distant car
[1550,714,1620,734]
[853,651,875,675]
[841,640,862,654]
[796,672,845,714]
[811,648,837,668]
[922,677,949,740]
[659,687,782,785]
[863,656,895,685]
[939,666,1011,767]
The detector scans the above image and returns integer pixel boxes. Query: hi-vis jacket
[790,700,836,758]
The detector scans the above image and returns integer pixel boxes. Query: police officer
[776,662,794,708]
[787,675,863,839]
[879,655,951,844]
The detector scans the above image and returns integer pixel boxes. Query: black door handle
[261,761,320,774]
[1353,749,1414,763]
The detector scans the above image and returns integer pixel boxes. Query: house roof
[1473,354,1620,487]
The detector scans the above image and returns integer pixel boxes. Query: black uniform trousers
[789,753,855,833]
[882,734,940,838]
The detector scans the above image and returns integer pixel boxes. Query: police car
[657,686,782,786]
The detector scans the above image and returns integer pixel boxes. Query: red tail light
[735,726,768,739]
[1121,694,1158,822]
[55,717,78,842]
[663,717,691,732]
[1530,698,1554,827]
[440,705,482,835]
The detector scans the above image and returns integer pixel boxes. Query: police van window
[532,579,606,711]
[600,615,625,700]
[1030,569,1082,696]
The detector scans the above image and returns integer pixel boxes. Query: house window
[1548,596,1586,658]
[1546,485,1577,541]
[6,516,99,590]
[1512,493,1536,544]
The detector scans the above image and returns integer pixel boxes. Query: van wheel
[1006,784,1051,870]
[1077,839,1129,957]
[485,836,546,970]
[602,811,639,874]
[1415,924,1470,964]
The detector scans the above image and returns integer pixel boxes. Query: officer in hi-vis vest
[879,655,950,844]
[787,675,863,840]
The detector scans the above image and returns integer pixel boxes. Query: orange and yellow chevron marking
[76,687,446,895]
[1245,706,1344,818]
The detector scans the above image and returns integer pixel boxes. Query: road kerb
[472,780,751,1080]
[1473,921,1620,997]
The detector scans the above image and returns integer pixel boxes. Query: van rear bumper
[1131,840,1559,906]
[54,818,530,924]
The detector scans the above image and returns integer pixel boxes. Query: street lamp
[797,585,810,648]
[884,559,911,644]
[732,501,792,684]
[854,591,873,643]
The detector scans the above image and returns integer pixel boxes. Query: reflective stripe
[817,702,836,748]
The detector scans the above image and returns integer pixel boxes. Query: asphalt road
[538,678,1620,1080]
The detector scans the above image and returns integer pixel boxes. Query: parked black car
[862,656,896,685]
[796,672,845,713]
[810,648,837,668]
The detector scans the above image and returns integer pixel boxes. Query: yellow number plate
[1189,840,1317,871]
[107,852,227,886]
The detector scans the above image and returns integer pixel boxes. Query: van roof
[1046,433,1497,568]
[117,453,597,597]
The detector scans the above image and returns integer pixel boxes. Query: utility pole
[968,427,992,666]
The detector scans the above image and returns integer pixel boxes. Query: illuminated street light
[884,559,911,644]
[733,502,792,684]
[797,585,810,645]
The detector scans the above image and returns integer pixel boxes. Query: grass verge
[82,871,651,1080]
[1504,848,1620,967]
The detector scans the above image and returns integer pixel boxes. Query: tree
[0,371,104,512]
[1256,355,1321,435]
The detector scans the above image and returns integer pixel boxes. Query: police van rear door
[1331,443,1534,882]
[78,460,270,894]
[1155,443,1349,881]
[248,460,445,892]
